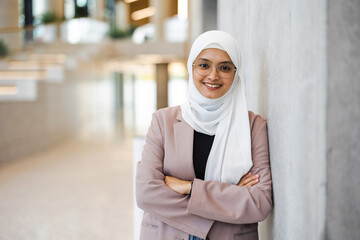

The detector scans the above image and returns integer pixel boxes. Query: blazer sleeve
[136,112,214,239]
[186,115,273,224]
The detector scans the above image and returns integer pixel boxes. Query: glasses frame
[192,62,237,79]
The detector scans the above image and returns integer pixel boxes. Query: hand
[237,172,260,187]
[165,176,192,195]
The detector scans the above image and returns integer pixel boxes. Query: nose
[207,66,219,80]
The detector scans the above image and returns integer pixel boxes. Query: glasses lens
[193,61,236,78]
[194,61,211,76]
[218,64,236,78]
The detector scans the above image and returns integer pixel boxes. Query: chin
[203,92,223,99]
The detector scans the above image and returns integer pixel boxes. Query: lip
[203,82,222,90]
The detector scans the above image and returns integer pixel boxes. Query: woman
[136,30,272,240]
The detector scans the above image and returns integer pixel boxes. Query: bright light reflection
[134,78,156,135]
[168,62,187,77]
[65,0,75,19]
[77,0,87,7]
[33,0,46,17]
[168,62,187,107]
[64,18,108,44]
[0,85,18,95]
[178,0,188,20]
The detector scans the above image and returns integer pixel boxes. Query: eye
[198,63,209,69]
[219,64,232,72]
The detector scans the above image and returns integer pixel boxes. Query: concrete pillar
[131,73,136,129]
[114,72,125,138]
[150,0,171,41]
[218,0,360,239]
[155,63,168,109]
[188,0,217,44]
[202,0,217,32]
[326,0,360,239]
[0,0,21,52]
[41,0,64,41]
[0,1,19,30]
[116,1,130,29]
[45,0,65,19]
[90,0,106,20]
[188,0,203,43]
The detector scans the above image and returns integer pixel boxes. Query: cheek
[224,78,235,88]
[192,72,203,84]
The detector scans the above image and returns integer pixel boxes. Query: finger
[238,172,253,185]
[241,174,259,186]
[239,172,251,181]
[240,177,252,186]
[238,176,250,186]
[246,178,260,187]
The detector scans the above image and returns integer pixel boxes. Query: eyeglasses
[192,61,237,79]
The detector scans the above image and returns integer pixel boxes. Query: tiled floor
[0,137,134,240]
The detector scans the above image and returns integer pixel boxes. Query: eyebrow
[198,58,234,65]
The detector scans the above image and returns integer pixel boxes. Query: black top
[193,130,215,180]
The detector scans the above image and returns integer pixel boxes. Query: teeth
[204,83,221,88]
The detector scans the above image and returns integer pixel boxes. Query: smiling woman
[192,48,236,99]
[136,30,272,240]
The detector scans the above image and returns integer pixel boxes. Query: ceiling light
[131,7,156,21]
[0,70,47,80]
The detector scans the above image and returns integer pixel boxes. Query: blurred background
[0,0,215,239]
[0,0,359,240]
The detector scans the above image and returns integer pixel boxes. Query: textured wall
[218,1,327,239]
[326,0,360,239]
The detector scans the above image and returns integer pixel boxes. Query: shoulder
[155,105,181,117]
[248,111,267,133]
[147,106,181,143]
[153,105,181,125]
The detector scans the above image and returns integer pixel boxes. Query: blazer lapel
[173,110,196,180]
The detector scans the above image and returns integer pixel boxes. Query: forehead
[195,48,232,63]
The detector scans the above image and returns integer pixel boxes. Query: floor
[0,137,134,240]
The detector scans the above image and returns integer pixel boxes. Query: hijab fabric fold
[181,30,252,184]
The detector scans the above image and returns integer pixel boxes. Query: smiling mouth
[203,82,222,88]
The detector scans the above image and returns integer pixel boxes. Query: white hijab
[181,30,252,184]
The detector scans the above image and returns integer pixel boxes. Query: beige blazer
[136,106,272,240]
